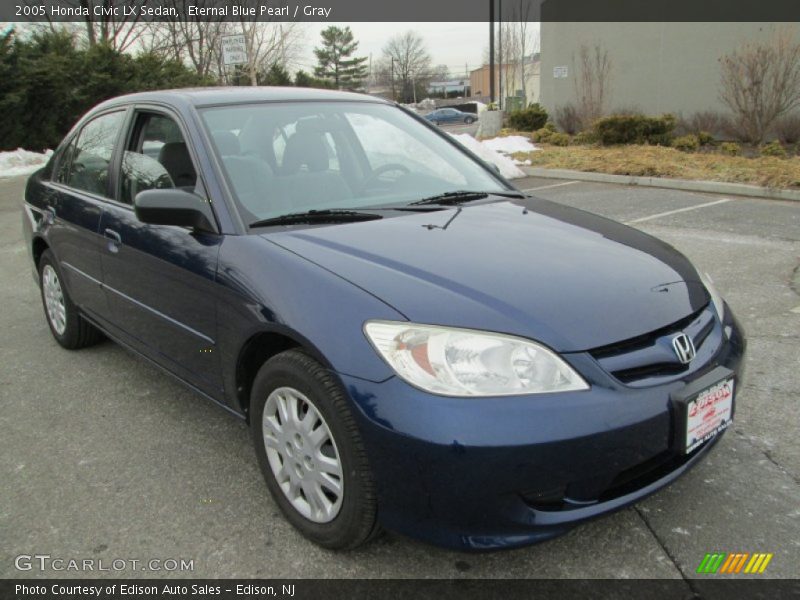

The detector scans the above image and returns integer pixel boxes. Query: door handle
[104,228,122,252]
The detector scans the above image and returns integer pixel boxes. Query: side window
[65,111,125,196]
[120,113,197,205]
[55,137,77,184]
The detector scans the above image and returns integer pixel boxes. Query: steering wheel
[360,163,411,191]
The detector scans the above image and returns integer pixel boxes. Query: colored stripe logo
[697,552,773,574]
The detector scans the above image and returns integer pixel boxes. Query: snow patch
[671,527,691,536]
[448,133,526,179]
[482,135,539,166]
[482,135,539,155]
[0,148,53,178]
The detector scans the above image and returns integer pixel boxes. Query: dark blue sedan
[22,88,745,551]
[424,107,477,125]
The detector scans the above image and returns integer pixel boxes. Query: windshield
[199,101,507,226]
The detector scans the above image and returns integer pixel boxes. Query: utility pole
[498,0,503,110]
[489,0,495,105]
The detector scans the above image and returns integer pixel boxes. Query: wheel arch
[32,236,49,270]
[234,327,337,422]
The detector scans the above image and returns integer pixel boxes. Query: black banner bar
[3,0,800,23]
[2,579,800,600]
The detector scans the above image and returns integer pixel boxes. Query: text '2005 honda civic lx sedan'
[22,88,745,551]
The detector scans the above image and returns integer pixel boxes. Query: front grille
[589,304,718,386]
[613,363,688,383]
[590,306,705,359]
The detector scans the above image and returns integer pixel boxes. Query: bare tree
[238,21,303,86]
[499,4,539,106]
[379,31,432,102]
[719,26,800,143]
[573,43,612,128]
[21,0,146,51]
[145,8,303,86]
[143,1,226,79]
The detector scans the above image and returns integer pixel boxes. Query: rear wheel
[38,249,103,349]
[465,116,475,124]
[250,349,380,549]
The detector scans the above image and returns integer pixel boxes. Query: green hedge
[507,103,549,131]
[672,134,700,152]
[592,114,677,146]
[0,29,213,152]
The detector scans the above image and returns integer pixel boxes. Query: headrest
[158,142,196,187]
[282,129,329,174]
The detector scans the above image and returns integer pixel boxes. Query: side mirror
[134,189,217,233]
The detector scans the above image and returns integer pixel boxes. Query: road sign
[222,35,248,66]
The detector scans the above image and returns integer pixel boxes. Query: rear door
[44,109,127,322]
[98,107,224,396]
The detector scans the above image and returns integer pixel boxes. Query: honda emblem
[672,333,696,364]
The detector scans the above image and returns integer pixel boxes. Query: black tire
[38,249,103,350]
[465,116,475,124]
[250,349,380,549]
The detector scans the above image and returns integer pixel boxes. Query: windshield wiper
[249,209,383,228]
[409,190,526,206]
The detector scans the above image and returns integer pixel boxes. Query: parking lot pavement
[1,174,798,582]
[438,121,479,136]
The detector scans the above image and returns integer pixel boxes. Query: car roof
[93,86,393,112]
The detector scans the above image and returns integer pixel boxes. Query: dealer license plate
[682,376,734,453]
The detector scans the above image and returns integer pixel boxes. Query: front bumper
[340,308,746,550]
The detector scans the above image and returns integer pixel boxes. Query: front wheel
[38,249,103,349]
[465,116,475,124]
[250,349,380,549]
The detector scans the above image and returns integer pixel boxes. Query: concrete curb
[521,166,800,202]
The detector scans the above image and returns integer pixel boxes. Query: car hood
[264,198,709,352]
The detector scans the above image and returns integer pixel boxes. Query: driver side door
[98,107,224,397]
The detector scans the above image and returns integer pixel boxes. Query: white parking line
[625,199,731,224]
[521,180,580,192]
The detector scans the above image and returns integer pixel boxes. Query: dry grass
[513,144,800,189]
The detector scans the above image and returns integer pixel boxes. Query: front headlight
[699,271,725,322]
[364,320,589,397]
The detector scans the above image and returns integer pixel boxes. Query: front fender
[215,234,404,411]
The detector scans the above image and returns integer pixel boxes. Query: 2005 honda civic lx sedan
[22,88,745,551]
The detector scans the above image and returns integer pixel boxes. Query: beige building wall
[540,22,795,118]
[470,62,541,105]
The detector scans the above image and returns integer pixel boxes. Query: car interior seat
[158,142,197,189]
